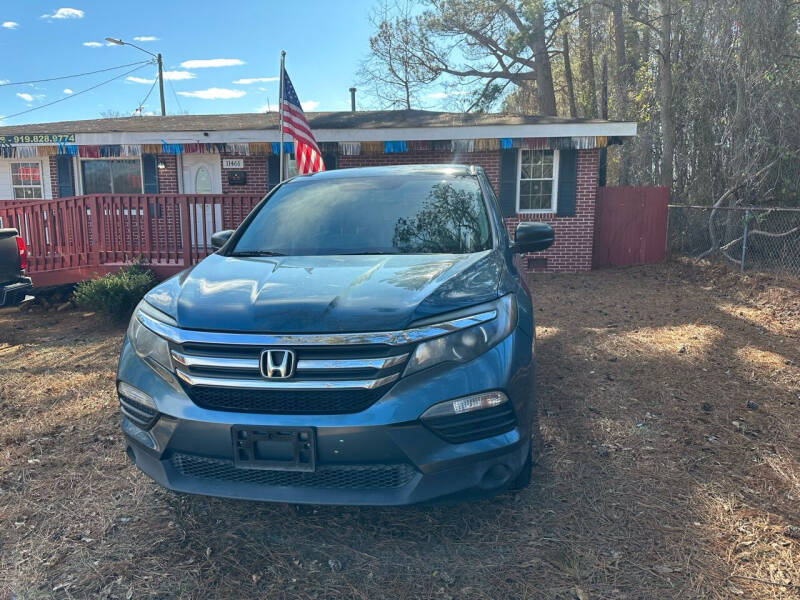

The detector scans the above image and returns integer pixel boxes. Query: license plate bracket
[231,426,316,471]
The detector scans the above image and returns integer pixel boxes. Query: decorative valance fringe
[474,138,499,151]
[338,142,360,156]
[361,141,384,154]
[451,139,475,153]
[141,144,162,154]
[384,140,407,153]
[161,141,183,154]
[37,146,59,156]
[225,143,249,155]
[249,142,271,156]
[78,145,100,158]
[270,141,294,154]
[58,143,78,156]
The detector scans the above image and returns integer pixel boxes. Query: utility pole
[157,53,166,116]
[105,37,166,115]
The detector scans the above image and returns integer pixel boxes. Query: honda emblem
[260,349,296,379]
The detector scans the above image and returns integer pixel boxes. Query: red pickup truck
[0,228,32,307]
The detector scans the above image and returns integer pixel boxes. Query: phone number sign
[0,133,75,144]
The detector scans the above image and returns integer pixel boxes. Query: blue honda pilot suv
[117,165,554,505]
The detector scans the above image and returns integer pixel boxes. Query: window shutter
[498,148,518,217]
[56,155,74,198]
[322,152,337,171]
[267,155,280,190]
[142,154,159,194]
[556,149,578,217]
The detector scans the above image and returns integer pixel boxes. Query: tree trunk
[562,32,578,118]
[579,3,597,118]
[658,0,674,189]
[532,3,558,116]
[599,55,608,186]
[612,0,630,184]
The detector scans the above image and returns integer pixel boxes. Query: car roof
[298,164,478,181]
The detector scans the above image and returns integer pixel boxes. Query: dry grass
[1,260,799,599]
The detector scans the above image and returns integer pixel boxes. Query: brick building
[0,110,636,272]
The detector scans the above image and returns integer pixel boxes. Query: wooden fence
[0,194,264,287]
[592,186,670,268]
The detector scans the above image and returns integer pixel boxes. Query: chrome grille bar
[170,351,410,372]
[171,352,258,370]
[175,369,400,390]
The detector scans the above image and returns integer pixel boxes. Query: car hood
[144,250,504,333]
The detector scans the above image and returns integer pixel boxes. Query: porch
[0,194,263,287]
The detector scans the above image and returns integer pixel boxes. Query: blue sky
[0,0,390,124]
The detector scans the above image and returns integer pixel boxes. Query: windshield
[231,173,493,256]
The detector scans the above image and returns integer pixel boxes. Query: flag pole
[278,50,286,182]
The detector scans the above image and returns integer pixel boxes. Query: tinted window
[232,174,493,256]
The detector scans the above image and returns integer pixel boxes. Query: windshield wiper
[339,251,393,255]
[229,250,286,257]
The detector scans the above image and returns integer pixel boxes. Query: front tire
[509,444,532,490]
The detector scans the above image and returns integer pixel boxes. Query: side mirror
[210,230,234,250]
[512,222,554,254]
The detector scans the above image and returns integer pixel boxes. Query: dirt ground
[1,260,799,600]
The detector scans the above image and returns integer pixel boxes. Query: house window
[81,159,143,194]
[11,162,43,199]
[517,149,559,212]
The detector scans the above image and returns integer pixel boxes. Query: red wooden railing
[0,194,264,287]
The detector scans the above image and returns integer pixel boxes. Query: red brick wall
[338,150,501,190]
[48,156,61,198]
[503,148,599,272]
[157,154,178,193]
[220,154,268,195]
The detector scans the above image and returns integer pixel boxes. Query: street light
[105,37,166,116]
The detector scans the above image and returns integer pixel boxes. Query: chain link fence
[668,205,800,277]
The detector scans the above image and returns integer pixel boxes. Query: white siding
[0,160,12,199]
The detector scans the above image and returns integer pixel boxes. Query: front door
[182,155,223,247]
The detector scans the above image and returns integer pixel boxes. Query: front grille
[173,342,410,414]
[170,453,417,490]
[189,386,387,414]
[423,404,517,443]
[118,394,158,429]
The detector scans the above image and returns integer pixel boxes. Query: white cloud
[133,36,158,42]
[42,8,85,19]
[82,41,102,47]
[163,70,195,80]
[2,21,19,29]
[233,76,278,85]
[180,58,245,69]
[301,100,319,111]
[16,92,34,102]
[126,76,155,84]
[177,87,246,100]
[255,103,271,113]
[63,88,73,94]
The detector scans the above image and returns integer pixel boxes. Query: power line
[2,63,152,121]
[167,77,184,114]
[0,60,153,87]
[134,71,160,115]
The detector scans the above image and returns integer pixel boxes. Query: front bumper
[117,330,535,505]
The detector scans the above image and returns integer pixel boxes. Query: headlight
[127,302,173,372]
[405,295,517,376]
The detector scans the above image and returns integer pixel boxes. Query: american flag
[280,69,325,174]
